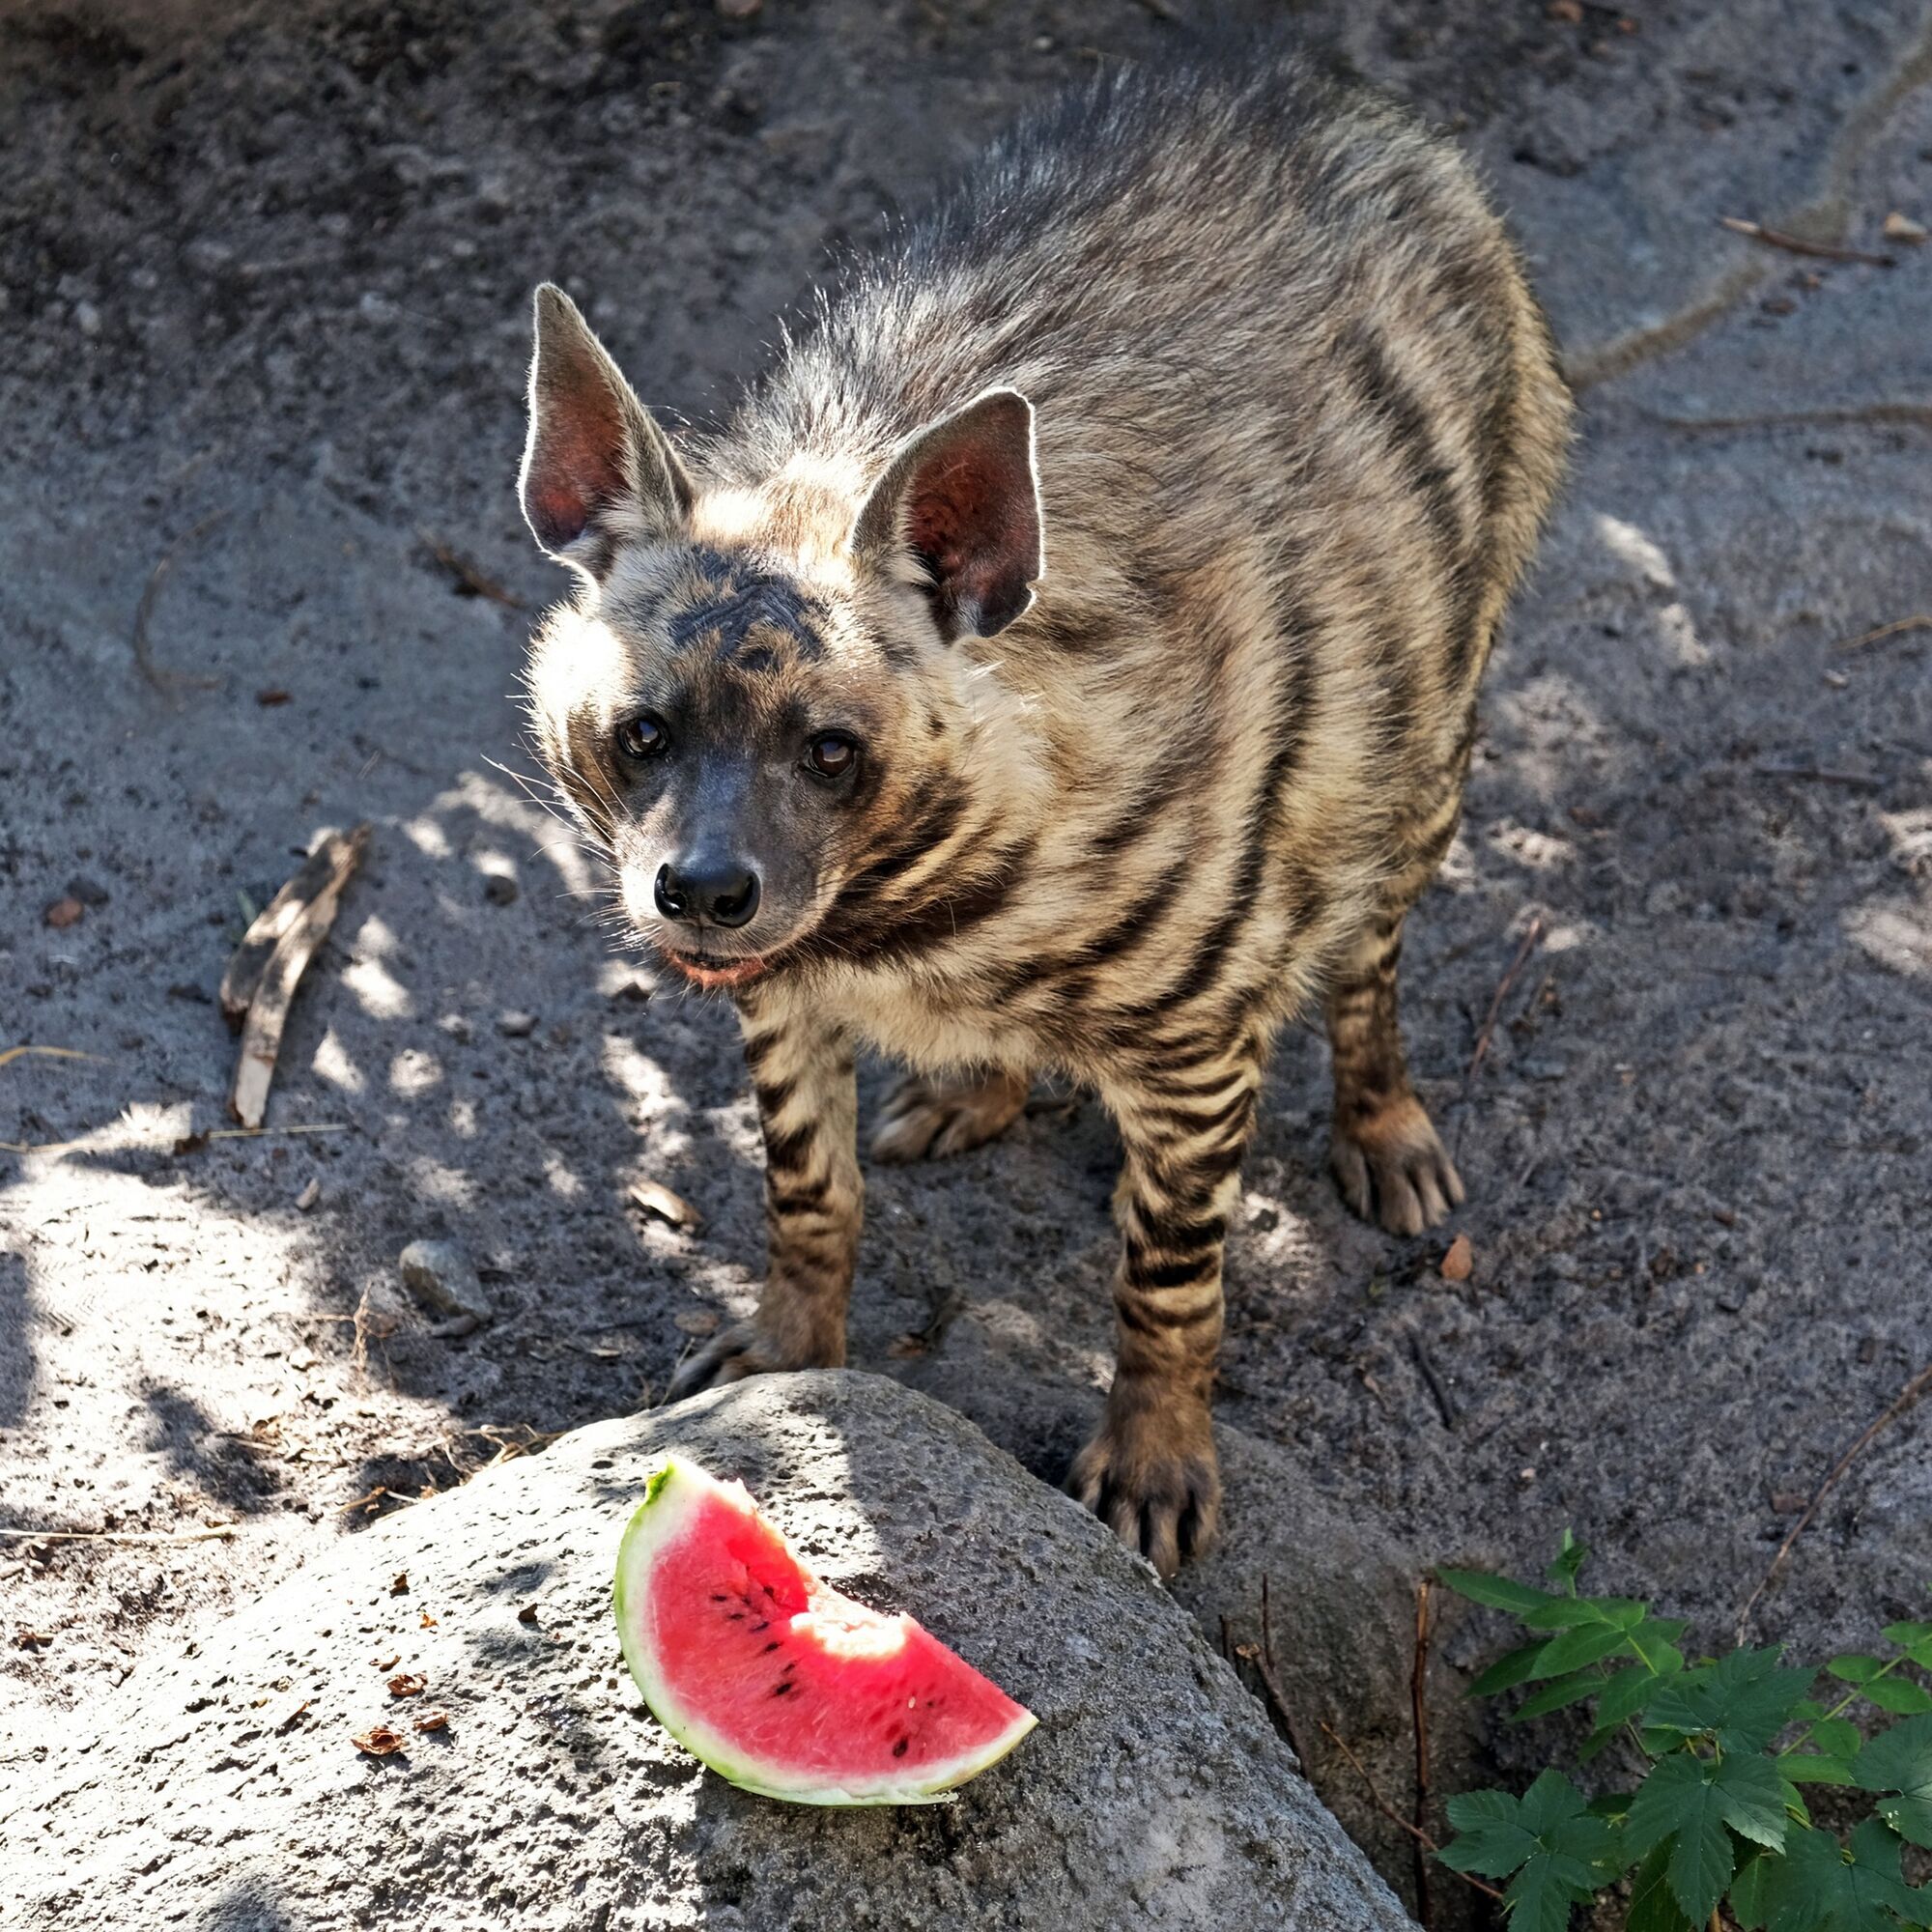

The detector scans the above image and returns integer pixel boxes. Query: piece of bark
[228,827,370,1128]
[630,1178,703,1234]
[220,825,371,1033]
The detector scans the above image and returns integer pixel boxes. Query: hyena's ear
[851,387,1043,641]
[519,283,694,576]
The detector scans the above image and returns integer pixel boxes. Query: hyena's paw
[1066,1385,1220,1579]
[664,1317,840,1404]
[1330,1093,1465,1236]
[869,1068,1029,1163]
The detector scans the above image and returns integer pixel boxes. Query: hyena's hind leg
[1325,823,1467,1236]
[870,1066,1030,1163]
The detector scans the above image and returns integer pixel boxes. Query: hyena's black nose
[655,858,761,929]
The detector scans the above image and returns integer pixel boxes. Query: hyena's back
[715,51,1572,1066]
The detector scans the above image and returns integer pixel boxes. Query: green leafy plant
[1437,1536,1932,1932]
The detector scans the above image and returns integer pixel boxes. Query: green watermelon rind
[612,1457,1037,1807]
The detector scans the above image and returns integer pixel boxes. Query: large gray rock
[2,1373,1414,1932]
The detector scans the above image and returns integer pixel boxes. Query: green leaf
[1627,1843,1696,1932]
[1513,1670,1607,1722]
[1490,1774,1622,1932]
[1538,1622,1638,1675]
[1829,1656,1888,1686]
[1861,1678,1932,1717]
[1440,1772,1622,1929]
[1627,1623,1690,1675]
[1730,1847,1776,1930]
[1812,1719,1865,1758]
[1623,1750,1787,1921]
[1852,1712,1932,1849]
[1440,1788,1538,1879]
[1520,1597,1621,1632]
[1781,1754,1857,1786]
[1503,1854,1591,1932]
[1468,1640,1555,1698]
[1597,1661,1673,1732]
[1519,1768,1591,1834]
[1749,1816,1929,1932]
[1547,1530,1590,1593]
[1436,1568,1558,1618]
[1648,1649,1816,1754]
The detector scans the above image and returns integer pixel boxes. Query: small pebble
[1440,1234,1474,1283]
[497,1009,537,1038]
[398,1238,493,1321]
[296,1178,322,1212]
[43,896,84,929]
[483,874,519,906]
[1883,210,1926,243]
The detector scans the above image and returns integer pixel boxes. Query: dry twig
[1837,614,1932,654]
[1463,916,1547,1094]
[1254,1577,1312,1767]
[418,532,526,610]
[130,513,226,698]
[1718,216,1893,268]
[1737,1359,1932,1640]
[0,1525,236,1545]
[1412,1580,1436,1932]
[0,1046,104,1072]
[1317,1720,1504,1902]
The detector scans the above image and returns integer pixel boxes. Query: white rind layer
[611,1458,1037,1807]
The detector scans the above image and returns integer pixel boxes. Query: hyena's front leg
[1325,905,1464,1236]
[667,1004,862,1399]
[1068,1044,1263,1577]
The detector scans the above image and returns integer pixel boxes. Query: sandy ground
[3,0,1930,1862]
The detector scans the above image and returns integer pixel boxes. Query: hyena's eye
[615,713,669,762]
[804,732,860,782]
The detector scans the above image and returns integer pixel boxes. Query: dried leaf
[631,1178,703,1233]
[390,1572,409,1596]
[671,1308,721,1337]
[517,1604,539,1626]
[1440,1234,1475,1283]
[352,1724,407,1756]
[387,1672,427,1698]
[412,1709,449,1734]
[43,897,84,929]
[376,1653,400,1671]
[418,1611,439,1629]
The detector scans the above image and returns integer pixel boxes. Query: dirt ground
[3,0,1930,1879]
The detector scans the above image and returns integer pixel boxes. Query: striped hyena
[519,50,1570,1575]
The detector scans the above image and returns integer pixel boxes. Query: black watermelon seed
[763,1641,781,1653]
[772,1681,793,1696]
[892,1738,909,1758]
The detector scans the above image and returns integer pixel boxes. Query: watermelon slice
[612,1458,1037,1805]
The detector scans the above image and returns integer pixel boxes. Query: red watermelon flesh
[613,1457,1037,1804]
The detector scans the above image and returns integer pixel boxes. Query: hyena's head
[516,285,1042,990]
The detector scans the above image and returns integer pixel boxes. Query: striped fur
[520,48,1571,1574]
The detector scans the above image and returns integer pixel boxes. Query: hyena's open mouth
[657,946,770,990]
